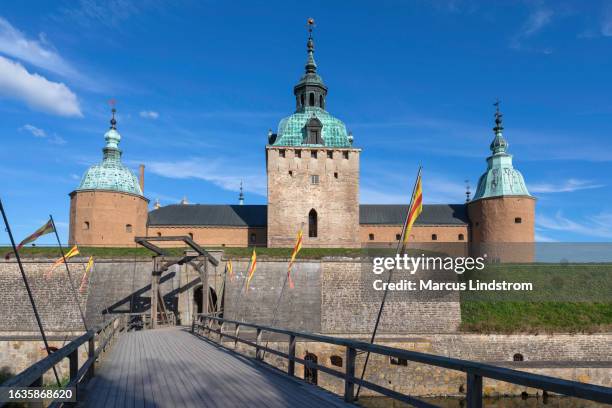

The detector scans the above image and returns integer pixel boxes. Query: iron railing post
[87,336,95,380]
[288,334,296,377]
[467,372,483,408]
[234,324,240,348]
[345,346,356,402]
[218,321,225,344]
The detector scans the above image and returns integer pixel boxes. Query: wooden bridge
[3,313,612,408]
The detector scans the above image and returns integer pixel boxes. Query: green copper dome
[77,110,144,196]
[271,25,353,148]
[472,105,531,201]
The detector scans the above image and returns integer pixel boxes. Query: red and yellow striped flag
[402,170,423,245]
[45,245,80,278]
[79,256,94,293]
[4,220,54,260]
[245,249,257,291]
[227,259,234,282]
[287,229,303,289]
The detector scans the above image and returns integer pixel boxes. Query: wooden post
[255,328,263,360]
[87,336,95,380]
[151,257,161,329]
[344,347,356,402]
[218,321,225,344]
[288,334,296,377]
[234,324,240,348]
[203,260,209,315]
[466,372,483,408]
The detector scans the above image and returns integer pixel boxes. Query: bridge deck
[85,327,352,407]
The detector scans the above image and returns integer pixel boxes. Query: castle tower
[266,20,360,248]
[69,107,149,246]
[467,102,535,261]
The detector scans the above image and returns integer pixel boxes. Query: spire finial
[490,99,509,154]
[239,180,245,205]
[305,18,317,73]
[465,179,471,203]
[108,98,117,129]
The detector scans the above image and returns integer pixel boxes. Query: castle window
[309,93,315,106]
[343,151,349,159]
[188,232,193,240]
[300,94,304,107]
[295,150,301,158]
[330,355,343,367]
[279,149,285,158]
[334,172,338,179]
[157,232,162,237]
[327,151,333,159]
[458,233,465,241]
[320,95,324,109]
[396,234,401,241]
[289,170,293,177]
[515,217,522,224]
[431,234,438,241]
[125,224,132,233]
[311,175,319,185]
[308,209,318,238]
[513,353,524,362]
[311,150,317,159]
[250,233,256,243]
[83,221,90,230]
[390,357,408,366]
[369,233,375,241]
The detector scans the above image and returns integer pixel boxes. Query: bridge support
[344,347,356,403]
[466,372,483,408]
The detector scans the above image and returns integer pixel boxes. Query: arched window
[458,233,465,241]
[431,234,438,241]
[188,232,194,240]
[319,95,324,109]
[125,224,132,233]
[309,93,315,106]
[513,353,524,362]
[308,209,318,238]
[369,233,375,241]
[300,94,304,107]
[157,232,162,237]
[83,221,90,230]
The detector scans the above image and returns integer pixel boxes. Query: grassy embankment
[3,246,611,334]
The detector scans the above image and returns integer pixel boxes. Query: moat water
[358,396,606,407]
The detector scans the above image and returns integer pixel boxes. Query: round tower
[69,107,149,247]
[467,102,535,262]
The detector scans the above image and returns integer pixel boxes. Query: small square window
[295,150,301,158]
[311,150,317,159]
[311,175,319,185]
[125,224,132,233]
[458,234,465,241]
[327,151,333,159]
[279,149,285,158]
[396,234,401,241]
[369,233,375,241]
[515,217,522,224]
[250,233,256,243]
[431,234,438,241]
[343,151,349,159]
[334,172,338,179]
[288,170,293,177]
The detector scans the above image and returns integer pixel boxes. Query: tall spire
[490,99,508,154]
[305,18,317,74]
[239,181,244,205]
[103,100,122,157]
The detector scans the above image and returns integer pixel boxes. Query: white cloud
[0,56,82,117]
[20,124,46,138]
[142,158,266,196]
[529,178,604,194]
[139,110,159,119]
[603,10,612,36]
[510,7,554,51]
[537,211,612,239]
[49,135,67,145]
[0,17,77,77]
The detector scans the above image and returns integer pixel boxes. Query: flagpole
[0,199,61,386]
[355,166,422,400]
[49,215,88,331]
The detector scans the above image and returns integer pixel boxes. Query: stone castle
[69,30,535,255]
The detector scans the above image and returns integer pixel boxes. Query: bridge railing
[1,315,127,407]
[192,314,612,408]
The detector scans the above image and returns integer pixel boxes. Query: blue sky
[0,0,611,244]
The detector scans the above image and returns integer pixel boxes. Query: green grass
[460,301,612,334]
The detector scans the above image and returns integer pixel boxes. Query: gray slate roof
[148,204,467,227]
